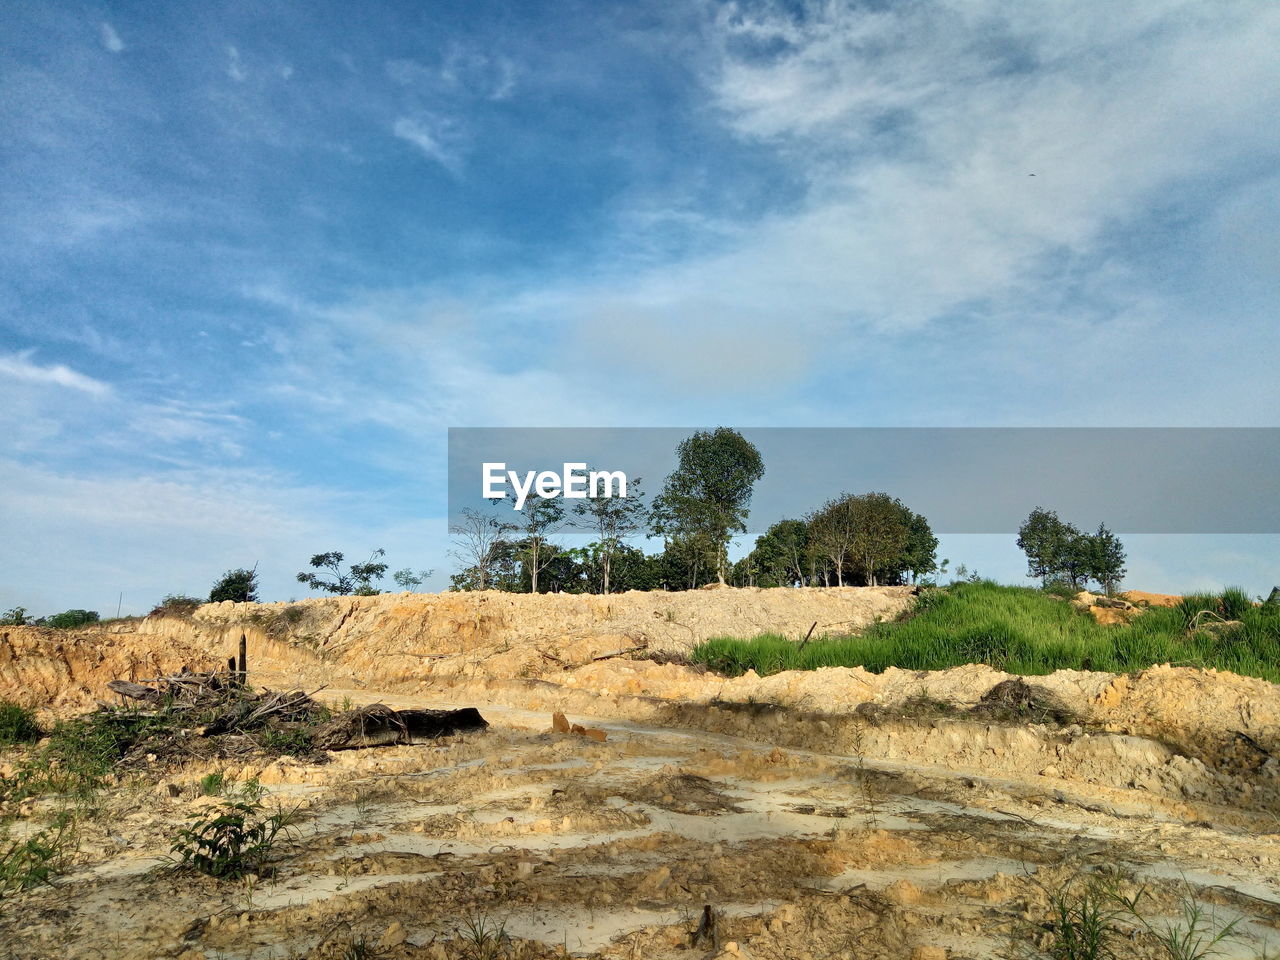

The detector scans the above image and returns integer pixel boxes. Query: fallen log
[315,705,487,750]
[107,680,163,703]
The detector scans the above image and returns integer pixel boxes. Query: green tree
[1017,508,1078,586]
[900,508,939,584]
[46,609,100,629]
[572,475,647,594]
[0,607,31,626]
[209,567,260,603]
[651,428,764,584]
[392,568,434,592]
[1085,523,1127,596]
[849,492,910,587]
[296,549,388,596]
[515,495,565,593]
[747,519,810,587]
[807,495,858,586]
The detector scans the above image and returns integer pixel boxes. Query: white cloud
[100,22,124,53]
[392,115,465,174]
[0,351,111,396]
[227,45,246,82]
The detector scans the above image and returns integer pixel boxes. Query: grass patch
[693,581,1280,682]
[0,702,41,746]
[0,811,77,897]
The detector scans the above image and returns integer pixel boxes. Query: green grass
[692,581,1280,682]
[0,701,41,746]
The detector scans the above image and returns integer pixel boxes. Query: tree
[450,537,521,591]
[46,609,100,629]
[651,428,764,583]
[1085,523,1127,595]
[0,607,31,626]
[747,519,810,587]
[392,568,434,592]
[449,508,517,591]
[1017,508,1078,586]
[900,509,939,584]
[849,492,910,587]
[515,495,565,594]
[209,567,260,604]
[296,549,388,596]
[807,495,858,586]
[572,475,647,594]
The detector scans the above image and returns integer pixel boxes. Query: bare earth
[1,588,1277,959]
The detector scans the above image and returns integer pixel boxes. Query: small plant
[1119,881,1242,960]
[259,727,315,755]
[168,797,296,879]
[457,914,511,960]
[340,933,385,959]
[199,772,226,796]
[0,811,77,897]
[1045,874,1128,960]
[0,700,41,746]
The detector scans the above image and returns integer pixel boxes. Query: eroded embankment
[4,587,1278,815]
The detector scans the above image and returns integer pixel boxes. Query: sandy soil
[2,588,1278,959]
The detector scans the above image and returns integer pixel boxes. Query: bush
[168,797,295,879]
[209,567,260,604]
[150,594,203,617]
[45,609,100,629]
[0,701,41,746]
[0,607,31,626]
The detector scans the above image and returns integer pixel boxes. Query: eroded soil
[3,694,1277,960]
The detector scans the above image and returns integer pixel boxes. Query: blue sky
[3,0,1279,614]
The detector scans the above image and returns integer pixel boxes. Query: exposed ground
[2,587,1278,959]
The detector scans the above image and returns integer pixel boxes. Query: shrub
[45,609,100,629]
[209,567,260,604]
[0,607,31,626]
[150,594,203,617]
[168,797,296,879]
[0,701,41,746]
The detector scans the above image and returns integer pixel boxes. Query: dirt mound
[0,625,223,712]
[1123,590,1183,607]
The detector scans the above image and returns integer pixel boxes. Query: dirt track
[2,588,1278,958]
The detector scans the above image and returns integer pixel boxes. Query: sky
[3,0,1279,615]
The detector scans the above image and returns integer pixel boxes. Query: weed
[1044,873,1129,960]
[168,797,296,880]
[339,934,384,959]
[0,811,77,897]
[457,913,511,960]
[1119,880,1243,960]
[199,772,226,796]
[0,701,41,746]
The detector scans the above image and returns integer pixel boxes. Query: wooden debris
[316,704,487,750]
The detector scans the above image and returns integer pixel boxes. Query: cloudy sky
[3,0,1279,614]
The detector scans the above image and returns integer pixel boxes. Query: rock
[380,921,407,948]
[885,879,923,905]
[911,947,948,960]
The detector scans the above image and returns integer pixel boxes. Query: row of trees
[735,493,938,588]
[1016,508,1127,594]
[449,428,942,594]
